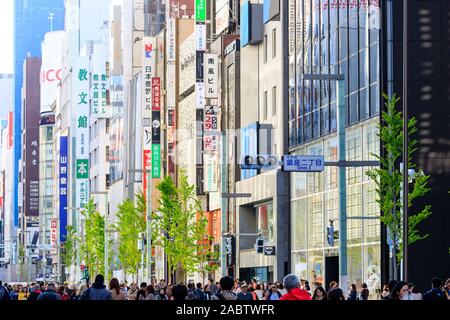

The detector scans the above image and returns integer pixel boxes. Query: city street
[0,0,449,306]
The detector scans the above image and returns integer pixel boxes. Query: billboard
[59,136,68,242]
[215,0,230,35]
[25,127,39,216]
[40,31,65,113]
[91,43,109,118]
[75,57,90,210]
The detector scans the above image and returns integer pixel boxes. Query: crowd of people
[0,275,449,301]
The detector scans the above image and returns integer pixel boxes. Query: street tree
[80,198,112,279]
[154,170,209,282]
[114,197,146,282]
[366,93,432,280]
[61,225,78,270]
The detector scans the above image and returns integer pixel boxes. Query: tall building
[382,0,450,290]
[13,0,65,231]
[235,0,289,283]
[0,74,14,119]
[287,0,382,294]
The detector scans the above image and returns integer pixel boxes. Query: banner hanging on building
[204,106,219,131]
[195,0,206,22]
[215,0,230,35]
[59,136,68,242]
[204,54,219,98]
[75,57,90,210]
[50,219,58,255]
[204,153,218,192]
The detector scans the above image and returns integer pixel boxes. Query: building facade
[288,0,382,295]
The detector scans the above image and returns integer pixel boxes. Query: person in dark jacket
[27,284,42,301]
[423,277,447,301]
[348,284,358,300]
[37,283,62,301]
[195,282,206,300]
[79,274,112,300]
[328,287,345,301]
[360,283,369,300]
[237,284,256,300]
[0,281,11,301]
[172,284,188,301]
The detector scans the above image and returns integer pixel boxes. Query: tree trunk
[176,262,185,284]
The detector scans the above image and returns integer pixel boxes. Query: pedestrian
[444,279,450,299]
[207,279,218,296]
[408,285,423,300]
[186,282,198,300]
[312,286,328,301]
[423,277,447,301]
[156,287,168,300]
[195,282,206,300]
[75,284,88,300]
[127,283,138,300]
[37,283,62,300]
[360,283,369,301]
[18,286,29,300]
[172,284,188,301]
[261,289,271,300]
[145,285,157,300]
[268,284,282,300]
[348,284,358,301]
[79,274,112,300]
[166,285,173,300]
[109,278,126,300]
[57,285,70,300]
[389,281,409,301]
[0,281,11,301]
[279,274,312,300]
[253,284,263,300]
[328,287,345,301]
[211,276,237,301]
[236,284,255,300]
[27,284,42,301]
[9,284,19,300]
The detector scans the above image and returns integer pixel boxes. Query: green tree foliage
[154,170,209,281]
[79,198,112,278]
[62,225,78,268]
[114,196,146,277]
[366,93,432,275]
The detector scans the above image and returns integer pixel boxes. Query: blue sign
[59,136,68,242]
[282,155,325,172]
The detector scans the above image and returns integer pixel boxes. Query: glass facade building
[13,0,65,227]
[288,0,382,296]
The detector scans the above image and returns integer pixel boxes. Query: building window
[264,35,268,63]
[256,203,274,244]
[272,28,276,58]
[263,91,268,120]
[272,86,277,116]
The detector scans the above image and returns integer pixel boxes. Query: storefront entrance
[325,256,339,290]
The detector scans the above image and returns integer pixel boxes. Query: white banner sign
[195,24,207,51]
[91,43,109,118]
[204,54,219,98]
[196,82,205,109]
[204,153,218,192]
[143,36,156,150]
[215,0,229,35]
[167,18,176,62]
[166,63,176,108]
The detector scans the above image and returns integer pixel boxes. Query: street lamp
[91,191,109,280]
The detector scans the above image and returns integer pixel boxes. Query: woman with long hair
[312,286,328,301]
[109,278,126,300]
[390,281,409,300]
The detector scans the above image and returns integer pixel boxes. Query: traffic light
[256,237,264,254]
[240,155,278,170]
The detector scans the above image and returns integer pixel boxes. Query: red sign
[41,69,62,83]
[152,77,161,111]
[50,219,58,254]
